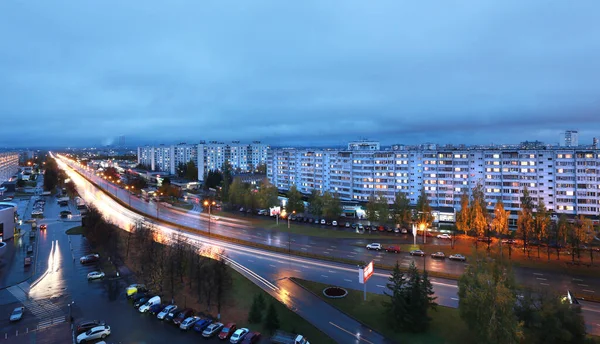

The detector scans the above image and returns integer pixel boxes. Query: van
[126,284,147,298]
[139,295,161,313]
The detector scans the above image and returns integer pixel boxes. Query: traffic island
[322,286,348,299]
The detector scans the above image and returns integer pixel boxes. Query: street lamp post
[288,211,295,255]
[156,193,163,219]
[204,200,216,237]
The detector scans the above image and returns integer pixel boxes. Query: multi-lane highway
[57,155,600,338]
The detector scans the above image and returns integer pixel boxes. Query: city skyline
[2,1,600,147]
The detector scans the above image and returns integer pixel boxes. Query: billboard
[358,261,374,284]
[269,206,281,216]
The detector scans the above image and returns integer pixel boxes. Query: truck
[270,331,310,344]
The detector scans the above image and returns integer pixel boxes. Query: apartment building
[268,141,600,216]
[0,152,19,184]
[137,141,269,181]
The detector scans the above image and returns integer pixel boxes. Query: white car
[320,219,326,225]
[437,234,452,239]
[230,328,249,343]
[9,307,24,322]
[211,216,220,221]
[203,322,224,337]
[332,221,338,226]
[180,316,201,330]
[366,243,382,250]
[76,325,111,343]
[139,296,161,313]
[87,271,105,280]
[449,254,467,262]
[157,304,177,320]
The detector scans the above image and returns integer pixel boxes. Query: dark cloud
[1,0,600,148]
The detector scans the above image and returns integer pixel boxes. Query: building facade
[560,130,579,147]
[0,152,19,184]
[136,142,269,181]
[268,142,600,216]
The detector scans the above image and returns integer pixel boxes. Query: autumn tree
[492,200,511,259]
[456,191,471,235]
[534,200,551,260]
[471,183,489,249]
[458,252,522,343]
[415,189,433,234]
[517,186,535,257]
[285,185,305,214]
[392,192,411,229]
[555,215,569,260]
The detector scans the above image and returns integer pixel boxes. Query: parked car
[9,307,24,322]
[126,284,147,298]
[157,304,178,320]
[385,245,401,253]
[332,220,338,226]
[385,226,393,232]
[241,332,262,344]
[320,219,326,225]
[87,271,105,281]
[133,296,150,308]
[193,318,213,332]
[501,239,516,245]
[477,237,492,243]
[179,316,201,330]
[80,254,100,264]
[345,222,351,228]
[393,227,400,233]
[377,225,385,232]
[358,224,364,230]
[76,320,106,334]
[76,325,111,343]
[449,254,467,262]
[410,249,425,256]
[364,225,371,231]
[219,323,237,340]
[366,243,382,250]
[139,296,161,313]
[230,328,250,343]
[437,234,452,239]
[202,322,224,337]
[39,224,47,230]
[149,303,167,315]
[431,251,446,259]
[60,210,72,218]
[173,308,194,326]
[401,228,408,234]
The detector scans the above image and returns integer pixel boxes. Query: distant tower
[593,137,599,149]
[118,135,125,147]
[560,130,578,147]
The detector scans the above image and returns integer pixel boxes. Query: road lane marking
[329,322,374,344]
[582,307,600,313]
[583,290,595,293]
[533,273,544,276]
[301,265,309,269]
[536,278,547,281]
[451,297,459,301]
[347,255,354,258]
[324,251,330,254]
[540,283,549,286]
[573,278,584,282]
[344,279,353,282]
[376,285,385,288]
[321,275,328,278]
[579,284,589,287]
[330,245,337,248]
[328,270,336,274]
[269,264,277,268]
[294,269,301,273]
[247,259,254,262]
[301,248,307,250]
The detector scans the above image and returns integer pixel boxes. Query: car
[76,320,106,334]
[477,237,492,243]
[219,323,237,340]
[39,224,47,230]
[393,227,400,233]
[126,284,147,298]
[320,219,326,225]
[501,239,516,245]
[211,216,220,221]
[351,223,357,229]
[80,254,100,264]
[180,316,201,330]
[133,296,150,308]
[431,251,446,259]
[139,296,161,313]
[410,249,425,256]
[385,226,393,232]
[149,303,167,315]
[60,210,72,218]
[345,222,350,228]
[437,234,452,239]
[157,304,178,320]
[87,271,105,280]
[401,227,408,234]
[377,225,385,232]
[364,225,372,231]
[332,220,338,226]
[385,245,401,253]
[173,308,194,326]
[202,322,224,338]
[9,307,24,322]
[76,325,111,343]
[449,254,467,262]
[193,318,213,332]
[241,331,262,344]
[358,224,364,230]
[366,243,382,250]
[230,328,250,343]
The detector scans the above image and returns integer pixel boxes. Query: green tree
[366,194,378,223]
[383,261,408,332]
[517,186,535,257]
[405,262,437,332]
[415,189,433,234]
[257,181,279,209]
[323,192,342,219]
[307,190,323,218]
[391,192,411,229]
[458,252,522,344]
[492,200,511,259]
[376,194,390,224]
[220,160,233,203]
[248,294,265,323]
[184,160,198,181]
[204,170,223,190]
[286,185,305,214]
[228,178,246,208]
[515,289,586,343]
[243,189,259,212]
[264,302,281,335]
[256,163,267,174]
[456,191,471,235]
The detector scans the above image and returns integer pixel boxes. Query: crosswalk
[7,282,65,328]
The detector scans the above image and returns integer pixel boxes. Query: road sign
[359,261,374,284]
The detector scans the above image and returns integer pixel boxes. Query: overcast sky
[1,1,600,148]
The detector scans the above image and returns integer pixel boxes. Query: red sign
[359,261,374,284]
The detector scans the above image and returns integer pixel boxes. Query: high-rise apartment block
[0,152,19,184]
[267,141,600,216]
[137,141,268,181]
[560,130,579,147]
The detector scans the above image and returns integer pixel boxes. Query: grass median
[293,278,470,344]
